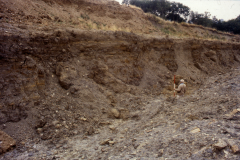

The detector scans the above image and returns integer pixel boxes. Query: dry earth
[0,0,240,160]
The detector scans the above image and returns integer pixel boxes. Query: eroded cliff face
[0,27,240,144]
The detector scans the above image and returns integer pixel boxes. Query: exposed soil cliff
[1,25,240,159]
[1,0,240,159]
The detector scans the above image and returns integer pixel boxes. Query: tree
[130,0,170,18]
[212,15,240,34]
[166,2,190,22]
[130,0,189,22]
[189,11,213,27]
[129,0,240,34]
[122,0,130,5]
[166,13,185,22]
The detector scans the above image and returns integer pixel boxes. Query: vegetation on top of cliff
[0,0,239,42]
[130,0,190,22]
[127,0,240,35]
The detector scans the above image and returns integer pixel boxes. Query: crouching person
[175,79,186,97]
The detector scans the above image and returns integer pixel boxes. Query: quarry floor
[1,67,240,160]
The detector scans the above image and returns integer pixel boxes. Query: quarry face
[1,0,240,159]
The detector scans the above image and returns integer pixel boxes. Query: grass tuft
[81,13,90,20]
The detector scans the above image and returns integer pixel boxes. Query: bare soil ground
[0,0,240,159]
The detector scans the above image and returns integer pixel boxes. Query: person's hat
[180,79,184,83]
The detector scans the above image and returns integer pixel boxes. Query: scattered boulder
[109,125,116,130]
[100,139,111,145]
[100,139,115,145]
[224,109,240,120]
[190,128,200,133]
[229,108,240,116]
[111,108,120,118]
[89,61,129,93]
[80,117,87,121]
[227,139,236,146]
[36,128,43,134]
[40,133,50,140]
[227,139,240,154]
[231,145,240,154]
[119,108,130,119]
[86,126,95,135]
[56,63,78,90]
[213,139,227,150]
[0,130,16,154]
[108,141,115,145]
[35,119,47,129]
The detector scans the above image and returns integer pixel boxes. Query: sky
[115,0,240,21]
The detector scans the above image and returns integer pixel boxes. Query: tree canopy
[130,0,190,22]
[212,15,240,34]
[126,0,240,34]
[189,11,213,27]
[190,11,240,34]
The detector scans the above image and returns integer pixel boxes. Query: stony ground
[1,67,240,160]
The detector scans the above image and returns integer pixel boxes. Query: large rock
[111,108,120,118]
[229,108,240,116]
[213,139,227,150]
[89,61,129,93]
[0,130,16,154]
[190,128,200,133]
[227,139,240,154]
[231,145,240,154]
[56,63,78,90]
